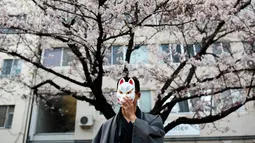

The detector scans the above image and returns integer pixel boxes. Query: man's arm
[133,115,165,142]
[122,97,165,142]
[92,125,102,143]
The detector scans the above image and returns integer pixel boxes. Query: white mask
[116,78,135,104]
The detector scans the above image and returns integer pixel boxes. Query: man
[92,77,165,143]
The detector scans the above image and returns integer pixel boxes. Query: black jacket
[92,107,165,143]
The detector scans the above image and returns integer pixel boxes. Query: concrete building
[0,28,255,143]
[26,37,255,143]
[0,50,34,142]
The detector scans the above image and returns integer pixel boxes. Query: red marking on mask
[117,98,121,104]
[119,79,124,85]
[129,79,133,85]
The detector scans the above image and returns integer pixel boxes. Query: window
[221,90,233,108]
[201,95,214,112]
[138,91,151,113]
[108,45,148,65]
[172,44,182,63]
[230,89,245,111]
[62,48,74,66]
[160,44,182,63]
[221,89,245,111]
[164,97,190,113]
[0,27,18,34]
[243,41,255,55]
[43,48,62,67]
[178,101,189,112]
[230,89,242,102]
[160,44,193,64]
[130,46,148,64]
[1,59,22,77]
[36,95,76,133]
[0,15,26,34]
[0,105,15,128]
[188,90,215,112]
[212,42,231,55]
[185,44,201,58]
[43,48,73,67]
[171,102,180,113]
[160,44,170,64]
[108,45,125,65]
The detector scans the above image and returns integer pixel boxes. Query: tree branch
[67,44,93,86]
[32,80,96,105]
[42,1,97,21]
[143,19,196,27]
[0,48,87,87]
[103,31,130,41]
[10,27,69,42]
[164,96,255,132]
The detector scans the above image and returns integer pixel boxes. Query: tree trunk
[96,95,116,119]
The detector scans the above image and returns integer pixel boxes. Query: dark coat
[92,108,165,143]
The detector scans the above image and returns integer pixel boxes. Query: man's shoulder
[142,112,162,123]
[101,116,116,126]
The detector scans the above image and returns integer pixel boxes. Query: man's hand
[122,96,137,122]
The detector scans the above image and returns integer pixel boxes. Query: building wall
[0,33,254,143]
[0,97,30,143]
[0,49,34,143]
[27,40,255,143]
[28,100,255,142]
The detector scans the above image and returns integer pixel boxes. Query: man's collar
[117,106,141,119]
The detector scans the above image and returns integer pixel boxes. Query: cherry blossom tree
[0,0,255,133]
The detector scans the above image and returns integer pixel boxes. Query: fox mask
[116,78,135,104]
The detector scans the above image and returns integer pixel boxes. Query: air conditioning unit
[79,115,94,126]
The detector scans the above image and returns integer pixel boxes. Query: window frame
[0,27,19,34]
[223,89,245,111]
[200,90,215,113]
[186,44,201,57]
[0,105,15,129]
[0,14,27,34]
[137,90,152,113]
[1,59,22,77]
[212,42,231,55]
[109,45,126,65]
[35,94,77,134]
[130,45,149,64]
[42,47,73,67]
[171,44,184,63]
[242,41,255,55]
[160,44,183,64]
[163,95,192,114]
[109,45,149,65]
[160,43,200,64]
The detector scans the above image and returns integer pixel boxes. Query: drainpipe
[22,37,41,143]
[22,81,36,143]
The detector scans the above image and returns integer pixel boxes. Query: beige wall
[0,50,33,143]
[27,40,255,142]
[0,97,29,143]
[1,34,254,142]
